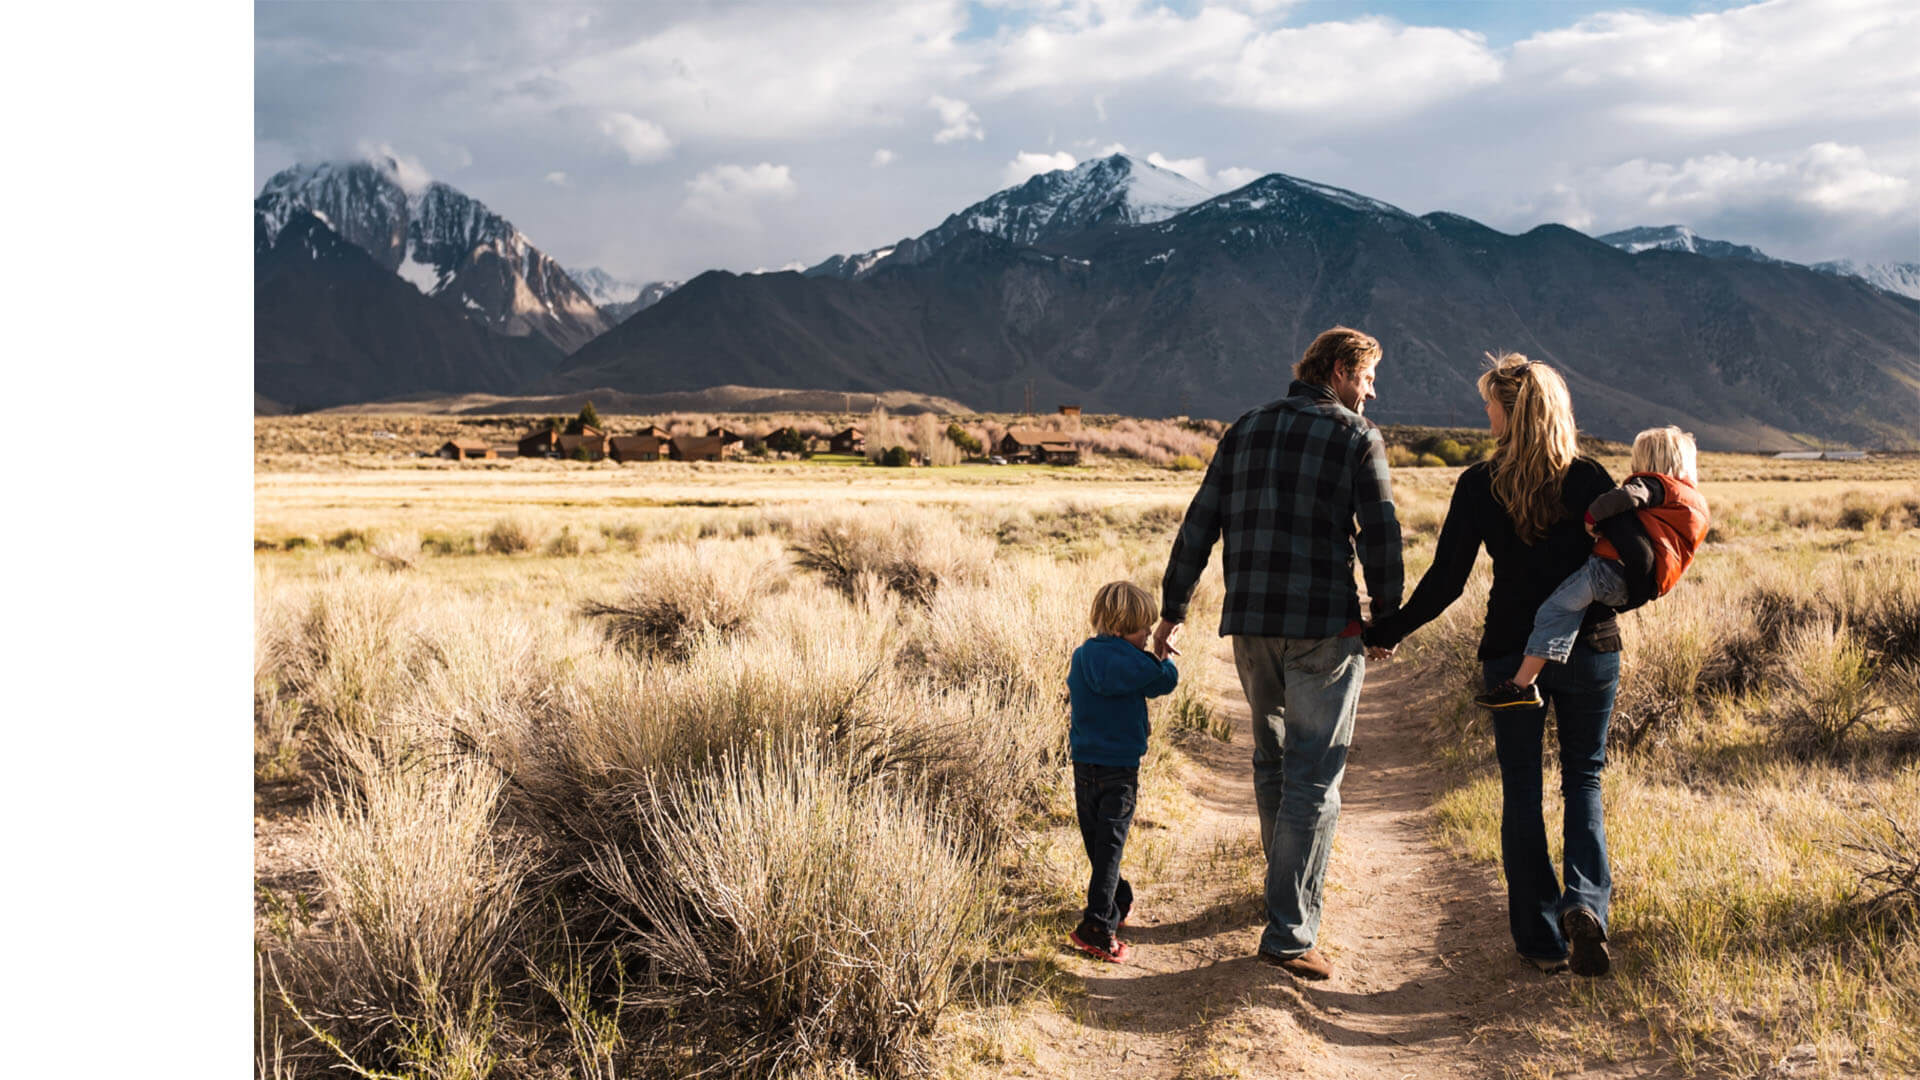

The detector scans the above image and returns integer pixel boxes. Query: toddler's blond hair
[1091,581,1157,637]
[1631,426,1698,484]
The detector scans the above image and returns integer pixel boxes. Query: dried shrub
[1881,662,1920,751]
[1837,790,1920,926]
[789,514,988,605]
[1766,620,1881,755]
[582,541,780,658]
[590,741,987,1079]
[277,744,527,1070]
[483,517,535,555]
[370,530,421,572]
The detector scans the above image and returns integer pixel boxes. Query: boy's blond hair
[1091,581,1157,637]
[1632,426,1698,484]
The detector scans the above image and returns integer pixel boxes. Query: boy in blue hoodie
[1066,580,1180,963]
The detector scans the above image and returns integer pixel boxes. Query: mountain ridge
[549,155,1920,450]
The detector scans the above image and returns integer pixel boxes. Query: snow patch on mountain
[1596,225,1778,263]
[1812,259,1920,301]
[1183,173,1418,228]
[806,154,1212,281]
[568,266,643,307]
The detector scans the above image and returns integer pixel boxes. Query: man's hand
[1365,644,1396,661]
[1152,617,1182,660]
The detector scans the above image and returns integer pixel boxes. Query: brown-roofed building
[517,426,561,458]
[1057,405,1082,418]
[634,423,671,440]
[671,435,727,462]
[556,432,608,460]
[608,435,671,462]
[438,439,495,460]
[829,426,865,455]
[998,427,1081,466]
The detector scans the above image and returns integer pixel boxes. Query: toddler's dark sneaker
[1561,907,1611,977]
[1475,680,1543,710]
[1068,925,1132,964]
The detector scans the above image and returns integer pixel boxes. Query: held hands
[1151,617,1182,660]
[1365,644,1396,661]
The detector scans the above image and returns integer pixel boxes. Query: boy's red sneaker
[1068,929,1132,963]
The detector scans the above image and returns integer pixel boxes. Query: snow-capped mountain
[807,153,1213,280]
[1811,259,1920,301]
[1598,225,1920,300]
[256,158,608,352]
[1596,225,1780,263]
[566,267,684,321]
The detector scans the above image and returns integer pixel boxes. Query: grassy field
[254,423,1919,1079]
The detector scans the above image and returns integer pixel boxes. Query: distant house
[997,427,1080,465]
[437,439,494,461]
[517,427,560,458]
[1773,450,1866,461]
[608,435,671,462]
[556,431,608,460]
[634,423,672,441]
[830,427,866,455]
[672,435,727,462]
[1057,405,1082,418]
[706,426,745,446]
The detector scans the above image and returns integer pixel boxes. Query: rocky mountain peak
[255,155,606,352]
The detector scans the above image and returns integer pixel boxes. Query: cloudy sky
[255,0,1919,284]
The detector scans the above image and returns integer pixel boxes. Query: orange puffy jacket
[1591,472,1709,598]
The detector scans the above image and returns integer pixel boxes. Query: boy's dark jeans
[1073,762,1138,942]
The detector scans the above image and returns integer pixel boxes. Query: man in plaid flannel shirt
[1152,326,1404,981]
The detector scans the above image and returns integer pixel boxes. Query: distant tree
[576,401,603,432]
[545,416,566,433]
[946,421,983,456]
[570,446,592,462]
[879,446,912,467]
[767,427,807,455]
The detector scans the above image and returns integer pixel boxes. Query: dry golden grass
[255,442,1918,1077]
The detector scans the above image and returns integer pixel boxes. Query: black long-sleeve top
[1364,457,1655,660]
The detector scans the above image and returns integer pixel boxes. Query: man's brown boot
[1258,947,1332,980]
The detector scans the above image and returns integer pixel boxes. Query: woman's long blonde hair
[1478,352,1579,543]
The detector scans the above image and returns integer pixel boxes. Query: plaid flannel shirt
[1161,380,1403,639]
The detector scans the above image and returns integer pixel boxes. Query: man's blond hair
[1293,326,1382,386]
[1632,426,1697,484]
[1091,580,1157,637]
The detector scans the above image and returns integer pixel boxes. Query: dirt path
[991,649,1599,1079]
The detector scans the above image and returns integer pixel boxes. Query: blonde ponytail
[1477,352,1579,544]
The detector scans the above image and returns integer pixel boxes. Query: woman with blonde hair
[1365,353,1652,978]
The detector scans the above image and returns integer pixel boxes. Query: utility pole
[1024,378,1034,417]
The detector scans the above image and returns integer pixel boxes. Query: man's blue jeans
[1233,634,1366,959]
[1525,557,1628,663]
[1484,643,1620,963]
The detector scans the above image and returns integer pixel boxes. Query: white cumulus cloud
[544,171,569,186]
[1199,18,1501,119]
[354,140,433,193]
[1145,152,1211,188]
[1215,166,1263,190]
[599,112,674,163]
[871,148,896,167]
[929,95,984,143]
[1003,150,1077,186]
[680,162,798,229]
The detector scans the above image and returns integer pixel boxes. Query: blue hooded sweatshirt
[1067,635,1180,768]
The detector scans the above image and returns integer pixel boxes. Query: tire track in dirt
[986,648,1605,1079]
